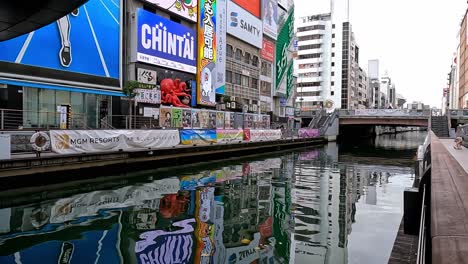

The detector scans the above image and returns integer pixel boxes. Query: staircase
[431,116,449,138]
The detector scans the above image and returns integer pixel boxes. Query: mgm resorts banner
[50,130,180,154]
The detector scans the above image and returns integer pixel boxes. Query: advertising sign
[225,112,235,129]
[276,9,294,87]
[50,129,180,154]
[262,0,278,39]
[172,108,183,127]
[143,107,160,120]
[216,112,225,129]
[232,0,261,17]
[227,1,263,48]
[197,0,217,106]
[134,88,161,104]
[140,0,198,22]
[245,129,282,142]
[216,129,244,143]
[160,107,173,127]
[216,0,227,95]
[0,0,121,88]
[286,62,294,98]
[261,38,275,62]
[182,109,192,128]
[298,128,319,138]
[0,134,11,160]
[285,106,294,117]
[137,68,157,85]
[180,129,217,145]
[192,109,201,128]
[137,9,197,74]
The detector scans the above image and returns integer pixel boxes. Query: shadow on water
[0,131,426,264]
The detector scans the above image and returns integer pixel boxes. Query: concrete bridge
[337,109,431,127]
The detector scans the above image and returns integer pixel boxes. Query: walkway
[431,133,468,263]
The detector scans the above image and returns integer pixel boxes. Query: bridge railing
[338,109,431,117]
[448,109,468,118]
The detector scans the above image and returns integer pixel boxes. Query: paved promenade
[439,138,468,173]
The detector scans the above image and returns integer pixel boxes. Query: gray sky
[294,0,466,107]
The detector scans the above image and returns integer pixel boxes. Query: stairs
[431,116,449,138]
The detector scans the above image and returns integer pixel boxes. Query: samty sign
[50,130,180,154]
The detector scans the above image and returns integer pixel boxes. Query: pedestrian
[454,125,463,150]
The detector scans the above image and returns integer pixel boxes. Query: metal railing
[416,184,427,264]
[0,108,87,130]
[338,108,431,118]
[448,109,468,118]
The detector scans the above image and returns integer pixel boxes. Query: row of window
[298,53,322,60]
[297,25,326,32]
[298,63,322,69]
[226,45,259,67]
[298,82,321,87]
[298,44,322,51]
[297,34,323,41]
[298,91,321,97]
[226,71,258,89]
[298,72,321,78]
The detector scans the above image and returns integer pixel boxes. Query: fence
[338,109,432,117]
[0,108,87,130]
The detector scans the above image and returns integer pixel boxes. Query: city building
[381,75,396,108]
[458,10,468,108]
[448,51,459,109]
[368,59,381,108]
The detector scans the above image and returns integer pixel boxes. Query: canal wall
[0,137,326,187]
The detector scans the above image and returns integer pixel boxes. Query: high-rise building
[458,10,468,108]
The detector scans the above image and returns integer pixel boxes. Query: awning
[0,79,125,97]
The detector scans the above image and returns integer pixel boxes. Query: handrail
[416,184,427,264]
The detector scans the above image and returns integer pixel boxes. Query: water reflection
[0,133,423,263]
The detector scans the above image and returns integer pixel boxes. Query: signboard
[245,129,282,142]
[260,38,275,62]
[137,68,157,85]
[0,0,121,89]
[50,130,180,154]
[137,9,197,74]
[298,128,319,138]
[134,88,161,104]
[285,106,294,117]
[140,0,197,22]
[232,0,261,17]
[276,9,294,87]
[262,0,278,39]
[216,0,227,95]
[286,62,294,98]
[172,108,183,127]
[143,107,160,119]
[160,107,173,127]
[227,1,263,48]
[197,0,217,106]
[180,129,217,145]
[216,129,244,143]
[0,134,11,160]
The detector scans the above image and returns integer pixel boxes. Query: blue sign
[0,0,120,79]
[137,9,197,74]
[280,98,287,107]
[180,129,216,145]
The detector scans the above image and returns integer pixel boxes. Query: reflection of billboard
[262,0,278,39]
[137,9,196,74]
[0,0,121,89]
[197,0,217,106]
[233,0,261,17]
[140,0,198,22]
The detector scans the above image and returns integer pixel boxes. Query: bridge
[337,109,431,127]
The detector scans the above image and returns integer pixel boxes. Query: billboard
[137,9,197,74]
[262,0,278,39]
[0,0,121,90]
[216,0,227,95]
[227,1,263,48]
[276,9,294,87]
[277,0,287,9]
[140,0,198,22]
[232,0,261,18]
[197,0,217,106]
[261,38,275,62]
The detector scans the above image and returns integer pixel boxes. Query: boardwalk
[431,133,468,263]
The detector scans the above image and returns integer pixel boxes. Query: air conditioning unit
[231,102,236,109]
[231,96,236,102]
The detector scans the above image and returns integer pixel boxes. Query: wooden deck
[431,132,468,263]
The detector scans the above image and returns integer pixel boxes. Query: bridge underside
[339,118,429,127]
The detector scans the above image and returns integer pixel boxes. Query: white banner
[249,129,282,142]
[227,1,263,48]
[134,88,161,104]
[50,130,180,154]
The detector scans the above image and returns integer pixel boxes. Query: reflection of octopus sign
[135,219,196,264]
[197,0,217,106]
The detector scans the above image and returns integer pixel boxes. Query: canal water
[0,131,426,264]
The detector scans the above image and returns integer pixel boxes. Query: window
[331,91,335,96]
[331,62,335,66]
[298,44,322,51]
[332,52,335,57]
[332,43,335,48]
[332,34,335,38]
[235,49,242,60]
[227,45,233,58]
[251,78,258,89]
[241,75,249,87]
[331,72,335,76]
[331,81,334,86]
[252,56,259,67]
[298,82,321,87]
[226,70,232,83]
[298,53,321,60]
[244,52,251,64]
[234,73,241,85]
[332,24,335,29]
[297,25,326,32]
[297,34,323,41]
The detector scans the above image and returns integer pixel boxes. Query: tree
[123,80,140,129]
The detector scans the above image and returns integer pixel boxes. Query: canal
[0,131,426,264]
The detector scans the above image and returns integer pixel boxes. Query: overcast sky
[294,0,466,107]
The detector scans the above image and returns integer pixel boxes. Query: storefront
[0,0,123,129]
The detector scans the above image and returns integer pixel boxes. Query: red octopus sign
[160,78,191,108]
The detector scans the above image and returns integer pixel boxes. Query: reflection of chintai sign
[226,233,261,264]
[137,9,196,74]
[227,1,263,48]
[50,130,180,154]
